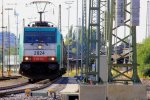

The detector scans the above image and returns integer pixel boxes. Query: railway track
[0,77,79,100]
[0,81,29,91]
[0,76,62,97]
[0,77,29,90]
[0,76,22,81]
[147,86,150,91]
[147,86,150,100]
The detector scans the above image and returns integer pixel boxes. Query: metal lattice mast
[81,0,87,78]
[85,0,103,83]
[107,0,140,83]
[97,0,107,83]
[100,1,107,55]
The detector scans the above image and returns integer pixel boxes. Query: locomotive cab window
[24,31,56,43]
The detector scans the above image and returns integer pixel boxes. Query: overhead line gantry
[107,0,141,83]
[82,0,140,84]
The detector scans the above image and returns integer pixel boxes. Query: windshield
[24,31,56,43]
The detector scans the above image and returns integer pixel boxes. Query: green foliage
[64,25,73,46]
[137,38,150,65]
[65,37,72,46]
[143,67,150,77]
[137,38,150,77]
[72,48,77,53]
[0,47,16,63]
[4,47,16,55]
[79,28,82,44]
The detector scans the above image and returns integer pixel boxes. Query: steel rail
[0,76,62,97]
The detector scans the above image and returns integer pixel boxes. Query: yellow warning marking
[25,88,31,97]
[48,89,56,98]
[48,89,56,93]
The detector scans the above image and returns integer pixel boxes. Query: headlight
[25,57,29,61]
[38,45,42,49]
[24,56,32,61]
[48,57,56,61]
[51,57,55,61]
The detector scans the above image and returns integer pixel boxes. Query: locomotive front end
[19,25,62,80]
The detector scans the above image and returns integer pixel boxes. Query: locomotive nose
[19,63,31,75]
[21,64,31,70]
[48,64,59,70]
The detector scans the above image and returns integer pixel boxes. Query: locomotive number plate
[25,50,56,56]
[34,51,45,55]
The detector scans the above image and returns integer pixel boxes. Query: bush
[143,68,150,77]
[137,38,150,77]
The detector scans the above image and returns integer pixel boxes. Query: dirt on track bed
[141,79,150,86]
[0,77,28,88]
[141,78,150,99]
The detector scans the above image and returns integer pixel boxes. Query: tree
[64,25,73,46]
[137,38,150,77]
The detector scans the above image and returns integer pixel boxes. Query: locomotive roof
[24,27,57,31]
[27,21,55,27]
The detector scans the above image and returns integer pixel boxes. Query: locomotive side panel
[56,29,61,64]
